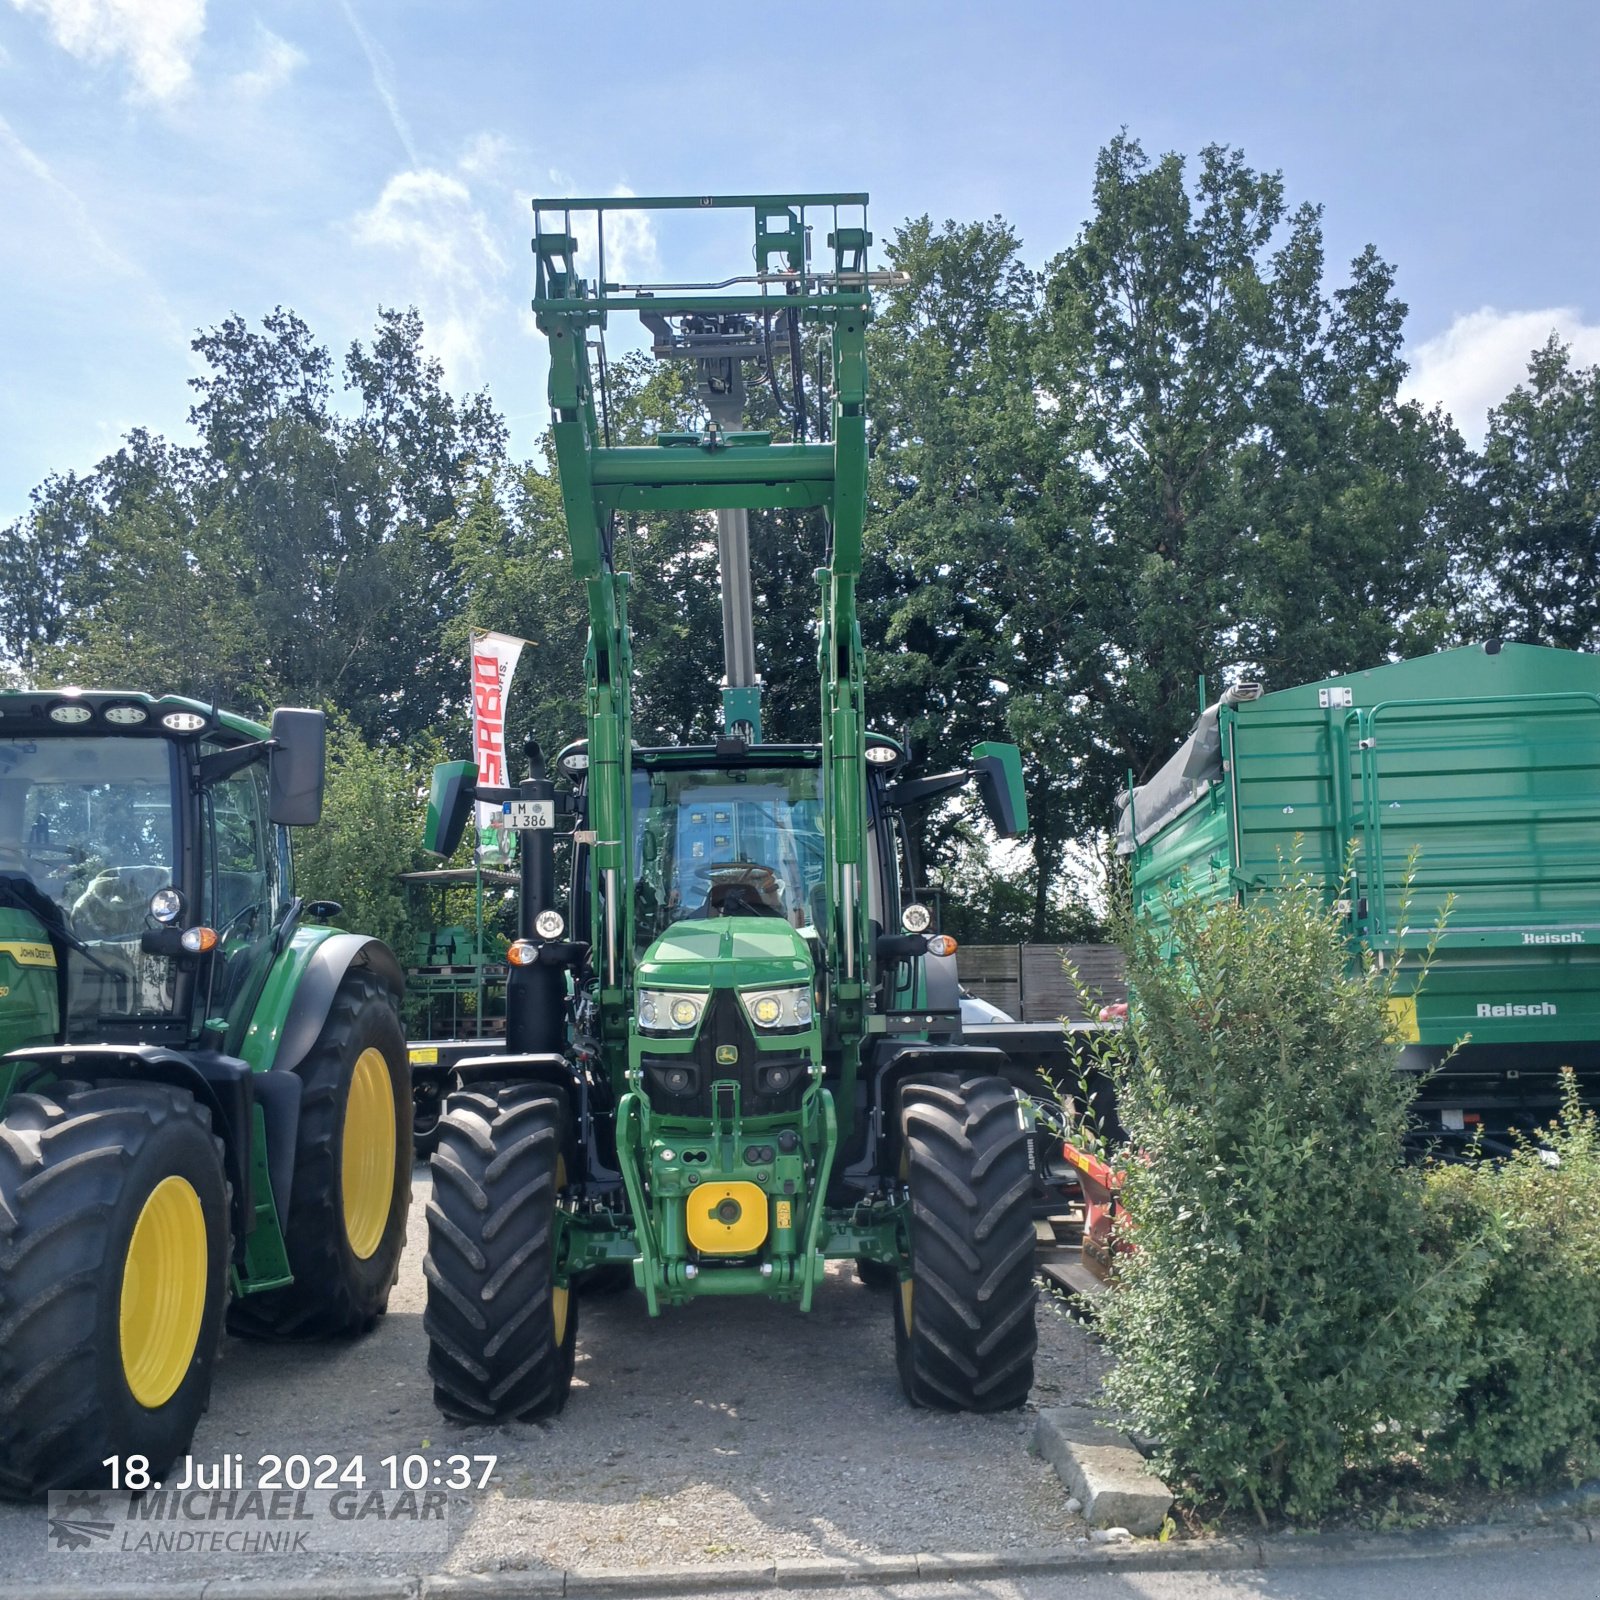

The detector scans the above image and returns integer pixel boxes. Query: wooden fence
[959,943,1127,1024]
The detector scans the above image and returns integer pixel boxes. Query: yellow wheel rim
[900,1278,914,1334]
[120,1176,209,1409]
[342,1047,396,1260]
[552,1155,569,1344]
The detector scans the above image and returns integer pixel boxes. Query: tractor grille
[641,988,809,1119]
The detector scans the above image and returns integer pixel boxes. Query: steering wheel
[686,861,786,919]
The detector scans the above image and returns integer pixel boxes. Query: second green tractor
[422,193,1038,1419]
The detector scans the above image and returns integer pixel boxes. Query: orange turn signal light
[507,939,537,967]
[180,926,219,953]
[928,934,958,957]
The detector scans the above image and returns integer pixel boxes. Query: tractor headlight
[637,989,706,1032]
[740,986,813,1030]
[534,909,565,940]
[900,903,933,933]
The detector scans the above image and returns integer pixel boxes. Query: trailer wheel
[424,1086,577,1422]
[0,1083,229,1497]
[893,1074,1037,1412]
[228,971,410,1339]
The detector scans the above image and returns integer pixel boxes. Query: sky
[1,0,1597,521]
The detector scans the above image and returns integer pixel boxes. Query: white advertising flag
[471,631,525,851]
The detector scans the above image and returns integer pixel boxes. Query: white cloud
[351,161,510,385]
[1404,306,1600,444]
[540,172,661,287]
[230,23,302,99]
[9,0,206,101]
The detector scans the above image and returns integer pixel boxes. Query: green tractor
[420,194,1038,1421]
[0,691,411,1495]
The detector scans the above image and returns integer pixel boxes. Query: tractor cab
[0,690,324,1065]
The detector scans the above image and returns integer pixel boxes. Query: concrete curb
[5,1514,1593,1600]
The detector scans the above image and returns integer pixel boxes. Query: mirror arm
[882,768,973,811]
[197,738,272,789]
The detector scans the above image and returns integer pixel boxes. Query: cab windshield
[633,764,825,949]
[0,736,177,935]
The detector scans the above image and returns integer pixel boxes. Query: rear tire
[893,1074,1037,1411]
[424,1086,577,1422]
[228,970,410,1339]
[0,1083,229,1496]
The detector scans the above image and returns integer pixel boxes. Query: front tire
[424,1086,577,1422]
[228,970,410,1339]
[893,1074,1037,1411]
[0,1083,229,1496]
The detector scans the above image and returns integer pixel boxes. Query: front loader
[0,692,411,1495]
[422,194,1037,1420]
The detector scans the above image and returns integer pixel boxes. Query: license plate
[504,799,555,830]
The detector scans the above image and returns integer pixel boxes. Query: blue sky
[2,0,1597,520]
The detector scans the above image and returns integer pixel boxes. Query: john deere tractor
[0,691,411,1495]
[420,194,1037,1422]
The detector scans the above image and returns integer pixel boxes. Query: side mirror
[424,760,479,857]
[971,741,1028,839]
[268,708,327,826]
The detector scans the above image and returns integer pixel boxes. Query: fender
[0,1042,256,1259]
[240,928,405,1078]
[863,1039,1016,1176]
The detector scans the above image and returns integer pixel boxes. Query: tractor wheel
[424,1086,577,1423]
[0,1082,229,1496]
[228,971,410,1340]
[892,1074,1037,1412]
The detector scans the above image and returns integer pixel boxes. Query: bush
[1099,877,1475,1522]
[1422,1074,1600,1487]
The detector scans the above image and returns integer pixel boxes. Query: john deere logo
[715,1044,738,1065]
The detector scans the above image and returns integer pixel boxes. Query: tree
[1041,135,1468,784]
[0,472,98,679]
[1475,336,1600,651]
[292,714,436,955]
[866,215,1113,937]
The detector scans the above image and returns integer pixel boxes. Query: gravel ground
[1,1163,1107,1586]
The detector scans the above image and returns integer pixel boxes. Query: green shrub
[1422,1074,1600,1487]
[1100,877,1476,1522]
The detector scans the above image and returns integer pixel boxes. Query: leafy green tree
[866,215,1113,937]
[1041,135,1469,783]
[292,713,436,954]
[0,471,98,679]
[1474,336,1600,651]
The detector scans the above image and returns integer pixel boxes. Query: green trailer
[1119,642,1600,1151]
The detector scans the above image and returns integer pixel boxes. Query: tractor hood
[637,917,813,992]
